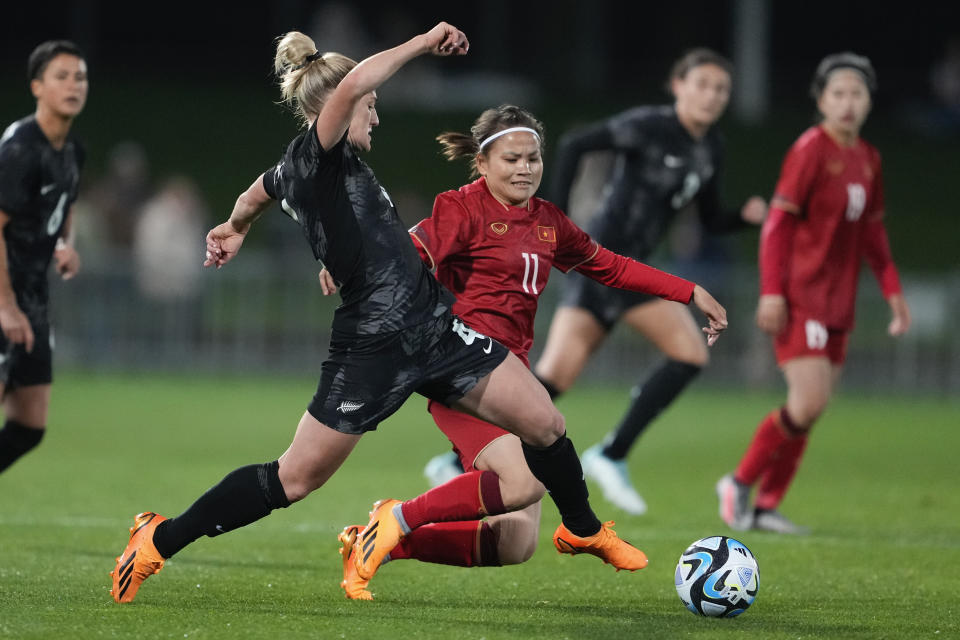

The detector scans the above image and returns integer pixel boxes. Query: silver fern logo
[337,400,365,414]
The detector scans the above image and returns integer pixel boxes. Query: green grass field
[0,373,957,639]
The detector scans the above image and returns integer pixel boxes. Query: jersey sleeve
[575,246,695,303]
[771,138,819,217]
[758,206,797,296]
[0,140,40,217]
[551,208,600,272]
[551,207,694,303]
[409,192,473,272]
[549,109,645,211]
[261,163,280,200]
[862,217,902,298]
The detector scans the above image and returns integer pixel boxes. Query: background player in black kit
[533,49,767,514]
[110,21,664,604]
[0,41,86,476]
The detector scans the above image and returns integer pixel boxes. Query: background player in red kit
[329,105,728,599]
[716,53,911,534]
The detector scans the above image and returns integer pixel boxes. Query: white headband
[478,127,540,151]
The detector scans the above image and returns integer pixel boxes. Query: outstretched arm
[549,123,617,212]
[315,22,468,150]
[574,245,727,345]
[204,174,272,269]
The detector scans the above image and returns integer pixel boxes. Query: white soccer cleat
[423,451,462,488]
[753,509,809,535]
[716,473,754,531]
[581,444,648,515]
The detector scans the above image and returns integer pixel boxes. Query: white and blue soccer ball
[675,535,759,617]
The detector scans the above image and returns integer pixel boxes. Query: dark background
[2,0,958,270]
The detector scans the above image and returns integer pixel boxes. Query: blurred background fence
[50,250,960,395]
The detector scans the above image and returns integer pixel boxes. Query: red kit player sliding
[716,53,911,534]
[327,105,728,599]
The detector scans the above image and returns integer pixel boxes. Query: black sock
[152,460,290,558]
[535,374,562,400]
[601,360,701,460]
[0,419,45,473]
[522,435,601,537]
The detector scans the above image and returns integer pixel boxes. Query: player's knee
[500,477,546,511]
[783,404,821,433]
[669,340,709,367]
[491,518,540,565]
[688,349,709,368]
[498,533,538,565]
[525,407,565,448]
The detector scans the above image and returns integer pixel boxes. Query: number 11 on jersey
[521,252,540,295]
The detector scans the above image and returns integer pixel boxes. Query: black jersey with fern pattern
[0,115,83,322]
[552,106,744,261]
[263,122,454,335]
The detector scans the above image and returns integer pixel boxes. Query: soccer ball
[674,535,759,617]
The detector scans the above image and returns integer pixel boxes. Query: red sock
[755,433,809,510]
[734,409,789,486]
[400,470,505,531]
[388,521,500,567]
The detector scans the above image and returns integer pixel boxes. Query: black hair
[665,48,733,93]
[27,40,85,82]
[810,52,877,100]
[436,104,546,178]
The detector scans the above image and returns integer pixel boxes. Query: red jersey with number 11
[410,178,694,364]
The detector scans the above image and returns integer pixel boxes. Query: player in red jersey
[716,53,911,534]
[327,105,728,598]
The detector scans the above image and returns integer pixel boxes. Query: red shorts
[774,313,850,366]
[427,399,511,472]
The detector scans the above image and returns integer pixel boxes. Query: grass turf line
[0,372,957,639]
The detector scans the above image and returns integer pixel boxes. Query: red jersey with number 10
[410,178,694,364]
[765,126,901,330]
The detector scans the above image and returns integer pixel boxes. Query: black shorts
[559,271,658,331]
[0,321,53,391]
[308,313,509,435]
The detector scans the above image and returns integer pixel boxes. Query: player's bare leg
[581,301,707,515]
[534,307,607,393]
[111,413,360,603]
[454,353,648,571]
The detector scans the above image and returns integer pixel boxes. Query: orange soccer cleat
[109,512,167,603]
[354,498,404,580]
[338,524,373,600]
[553,520,649,571]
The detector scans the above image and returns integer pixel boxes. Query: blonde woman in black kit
[110,22,662,605]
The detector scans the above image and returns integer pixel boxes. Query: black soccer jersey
[0,115,84,319]
[262,122,454,335]
[551,105,744,260]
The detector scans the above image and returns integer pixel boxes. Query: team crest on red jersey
[490,222,508,235]
[537,226,556,243]
[862,163,874,180]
